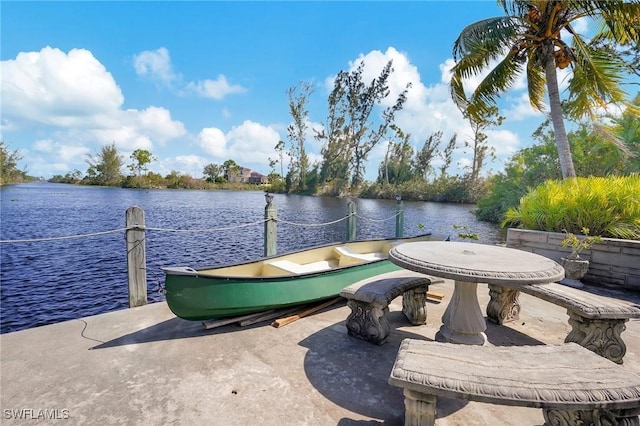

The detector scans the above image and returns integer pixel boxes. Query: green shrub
[503,175,640,239]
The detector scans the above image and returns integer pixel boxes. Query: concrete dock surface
[2,279,639,425]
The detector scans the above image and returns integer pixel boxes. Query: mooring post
[395,194,404,238]
[346,201,356,242]
[264,192,277,256]
[126,205,147,308]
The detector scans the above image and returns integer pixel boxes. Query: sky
[1,1,636,181]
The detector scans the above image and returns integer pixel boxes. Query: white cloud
[486,129,520,156]
[132,47,247,100]
[503,93,546,120]
[198,127,227,157]
[1,46,124,129]
[186,75,247,100]
[133,47,176,86]
[197,120,281,168]
[1,47,190,177]
[132,106,187,143]
[226,120,280,163]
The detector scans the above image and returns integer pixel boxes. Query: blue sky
[2,1,634,181]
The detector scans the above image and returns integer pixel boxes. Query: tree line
[48,146,260,190]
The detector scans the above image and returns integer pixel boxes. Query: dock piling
[126,205,147,308]
[264,193,277,256]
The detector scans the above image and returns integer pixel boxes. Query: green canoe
[162,233,448,321]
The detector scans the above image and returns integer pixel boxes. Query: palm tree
[450,0,640,179]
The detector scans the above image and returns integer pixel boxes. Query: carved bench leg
[403,389,437,426]
[402,286,428,325]
[344,300,390,345]
[565,310,629,364]
[486,284,520,325]
[543,408,639,426]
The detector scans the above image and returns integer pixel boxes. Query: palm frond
[453,16,522,60]
[565,35,628,119]
[470,55,525,115]
[498,0,534,18]
[450,71,469,112]
[600,3,640,45]
[526,53,546,111]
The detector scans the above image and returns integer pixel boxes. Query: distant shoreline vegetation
[45,172,491,204]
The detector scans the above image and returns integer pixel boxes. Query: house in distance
[225,167,269,185]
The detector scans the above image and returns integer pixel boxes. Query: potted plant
[559,228,602,287]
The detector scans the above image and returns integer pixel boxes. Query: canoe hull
[163,234,447,321]
[164,260,400,321]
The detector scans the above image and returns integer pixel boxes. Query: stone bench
[389,339,640,426]
[486,282,640,364]
[339,270,443,345]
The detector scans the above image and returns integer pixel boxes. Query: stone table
[389,241,565,345]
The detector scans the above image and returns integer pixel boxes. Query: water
[0,182,503,333]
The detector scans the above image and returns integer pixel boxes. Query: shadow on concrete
[88,317,210,349]
[484,318,546,346]
[87,315,285,349]
[88,303,349,350]
[298,313,469,424]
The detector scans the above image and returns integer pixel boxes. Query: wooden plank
[238,309,302,326]
[202,311,271,330]
[272,298,343,328]
[427,291,444,301]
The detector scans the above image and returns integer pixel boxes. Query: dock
[2,279,639,425]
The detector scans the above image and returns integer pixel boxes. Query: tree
[203,163,222,182]
[86,143,123,186]
[316,60,411,188]
[474,115,640,223]
[286,83,313,192]
[274,140,286,179]
[378,125,415,185]
[450,0,640,179]
[222,159,239,181]
[439,134,458,177]
[463,105,503,180]
[0,142,25,185]
[128,149,156,176]
[414,131,443,181]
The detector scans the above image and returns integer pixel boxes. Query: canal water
[0,182,503,333]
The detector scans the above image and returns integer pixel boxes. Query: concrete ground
[1,279,639,425]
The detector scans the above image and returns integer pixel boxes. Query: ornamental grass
[502,175,640,240]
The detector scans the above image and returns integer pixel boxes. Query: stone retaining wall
[505,228,640,292]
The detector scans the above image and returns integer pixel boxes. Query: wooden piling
[126,205,147,308]
[264,193,277,257]
[396,195,404,238]
[346,201,356,242]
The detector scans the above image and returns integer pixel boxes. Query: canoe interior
[194,234,440,278]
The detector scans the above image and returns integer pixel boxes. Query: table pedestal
[435,280,487,345]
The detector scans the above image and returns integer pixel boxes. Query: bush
[503,175,640,239]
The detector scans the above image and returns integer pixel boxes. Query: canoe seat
[334,246,386,266]
[266,259,336,275]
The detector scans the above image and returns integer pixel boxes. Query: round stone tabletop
[390,241,565,286]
